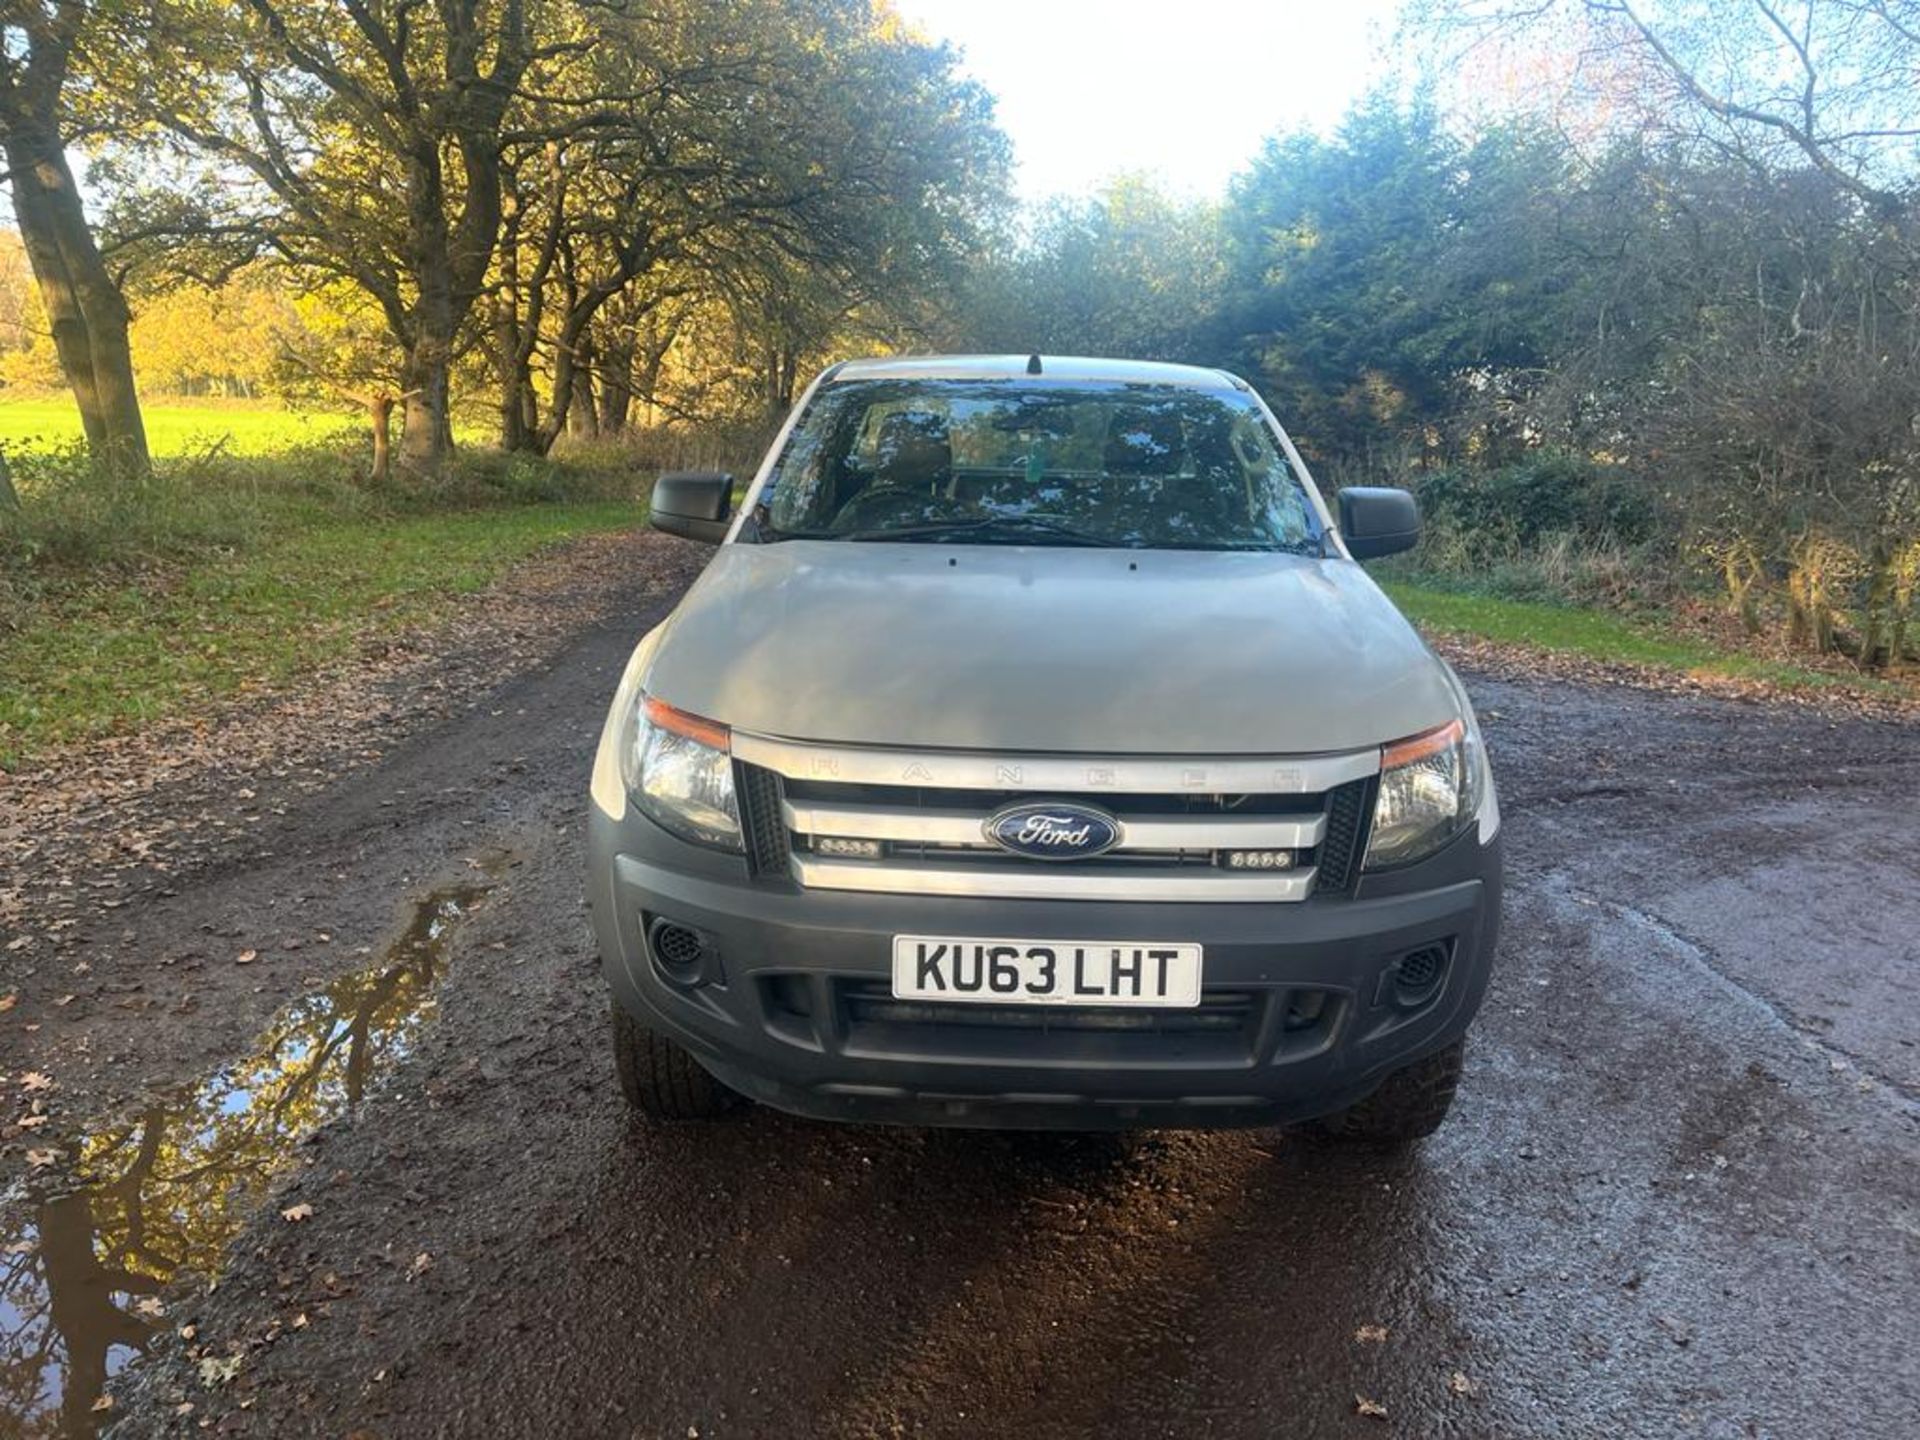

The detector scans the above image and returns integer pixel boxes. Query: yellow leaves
[197,1354,244,1389]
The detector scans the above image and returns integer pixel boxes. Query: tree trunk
[493,295,534,452]
[398,144,456,471]
[597,337,635,434]
[763,342,798,418]
[534,309,593,454]
[368,393,395,484]
[399,337,454,469]
[568,337,599,440]
[4,126,150,477]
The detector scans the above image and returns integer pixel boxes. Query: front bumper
[590,801,1502,1130]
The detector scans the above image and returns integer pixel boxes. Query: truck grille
[819,979,1343,1066]
[733,733,1378,903]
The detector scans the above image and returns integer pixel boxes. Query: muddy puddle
[0,863,503,1437]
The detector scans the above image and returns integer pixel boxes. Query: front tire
[611,1001,739,1120]
[1315,1039,1464,1144]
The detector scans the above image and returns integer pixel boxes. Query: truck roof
[827,354,1245,390]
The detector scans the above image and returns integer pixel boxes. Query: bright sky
[897,0,1405,202]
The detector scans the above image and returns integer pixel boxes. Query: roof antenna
[1025,353,1043,375]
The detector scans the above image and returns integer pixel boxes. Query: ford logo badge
[983,801,1123,861]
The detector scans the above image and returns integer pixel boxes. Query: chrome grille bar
[791,853,1317,902]
[783,799,1326,851]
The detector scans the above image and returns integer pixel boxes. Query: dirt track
[4,532,1917,1438]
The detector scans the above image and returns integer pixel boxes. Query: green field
[0,398,374,457]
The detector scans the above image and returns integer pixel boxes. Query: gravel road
[4,538,1916,1439]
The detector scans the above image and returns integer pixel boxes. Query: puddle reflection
[1,873,495,1437]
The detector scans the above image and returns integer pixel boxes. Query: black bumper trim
[589,802,1502,1129]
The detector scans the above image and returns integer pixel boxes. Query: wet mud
[1,864,503,1436]
[3,583,1915,1438]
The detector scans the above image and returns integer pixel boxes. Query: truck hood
[641,541,1458,755]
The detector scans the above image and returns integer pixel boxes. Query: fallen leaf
[1356,1395,1389,1420]
[290,1313,309,1330]
[1449,1371,1478,1397]
[53,994,76,1007]
[91,1395,114,1413]
[0,991,16,1008]
[197,1354,244,1389]
[280,1203,314,1222]
[236,949,258,965]
[18,1113,50,1130]
[19,1072,54,1092]
[25,1148,60,1169]
[407,1251,433,1280]
[135,1296,167,1318]
[1354,1324,1389,1343]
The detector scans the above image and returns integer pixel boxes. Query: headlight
[1363,715,1485,870]
[621,694,742,851]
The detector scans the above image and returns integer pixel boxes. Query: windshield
[748,379,1322,552]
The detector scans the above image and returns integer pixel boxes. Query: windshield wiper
[1175,538,1323,555]
[836,517,1127,547]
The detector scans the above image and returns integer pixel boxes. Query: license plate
[891,936,1203,1007]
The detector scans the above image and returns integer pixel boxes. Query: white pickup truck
[588,355,1501,1141]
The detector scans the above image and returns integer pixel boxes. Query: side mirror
[650,471,734,545]
[1338,487,1420,560]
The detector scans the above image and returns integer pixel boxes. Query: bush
[552,419,773,484]
[0,442,275,574]
[1360,453,1679,609]
[1410,454,1667,552]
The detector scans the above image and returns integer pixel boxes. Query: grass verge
[1,500,639,767]
[1383,581,1911,697]
[0,431,651,768]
